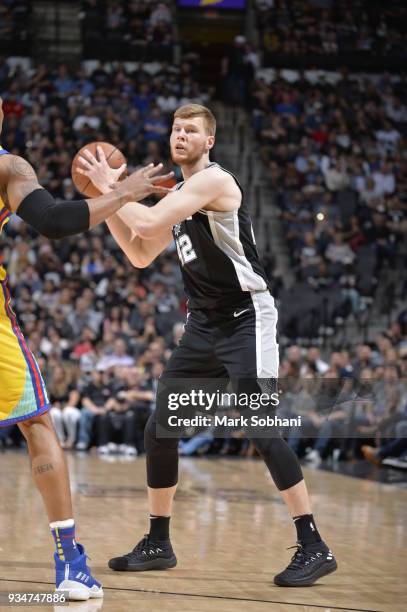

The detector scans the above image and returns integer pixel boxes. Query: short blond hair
[173,104,216,136]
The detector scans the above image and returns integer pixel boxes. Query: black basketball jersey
[171,163,270,309]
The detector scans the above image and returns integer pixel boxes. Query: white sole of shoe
[56,580,104,601]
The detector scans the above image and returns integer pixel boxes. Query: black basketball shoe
[108,534,177,572]
[274,541,337,587]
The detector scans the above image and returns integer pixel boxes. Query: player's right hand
[76,146,127,195]
[77,147,173,200]
[116,163,174,201]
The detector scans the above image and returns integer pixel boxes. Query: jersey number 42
[176,234,197,266]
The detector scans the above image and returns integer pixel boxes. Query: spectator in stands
[363,437,407,470]
[96,338,135,371]
[372,161,396,196]
[75,370,112,450]
[95,389,137,456]
[144,106,169,142]
[325,232,355,265]
[49,365,81,449]
[150,3,171,28]
[72,106,101,132]
[67,297,103,337]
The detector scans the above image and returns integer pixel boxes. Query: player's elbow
[40,217,67,240]
[127,254,149,268]
[126,250,153,269]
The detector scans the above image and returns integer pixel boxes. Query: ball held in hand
[71,142,127,198]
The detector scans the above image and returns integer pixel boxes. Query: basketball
[71,142,127,198]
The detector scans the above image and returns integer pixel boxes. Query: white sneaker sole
[56,580,104,601]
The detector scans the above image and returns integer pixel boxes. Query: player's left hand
[76,145,127,195]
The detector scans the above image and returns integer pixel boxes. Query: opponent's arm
[0,155,172,239]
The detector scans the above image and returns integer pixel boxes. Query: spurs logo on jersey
[171,163,270,309]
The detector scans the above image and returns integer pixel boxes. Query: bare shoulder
[190,166,241,213]
[0,152,11,182]
[187,165,237,193]
[0,154,37,184]
[1,155,41,212]
[7,155,38,180]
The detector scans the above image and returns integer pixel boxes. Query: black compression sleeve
[17,188,90,239]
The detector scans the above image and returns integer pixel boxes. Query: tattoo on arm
[5,155,42,212]
[33,462,54,476]
[10,156,38,180]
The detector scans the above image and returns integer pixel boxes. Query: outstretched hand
[76,146,127,194]
[114,162,175,200]
[77,146,174,200]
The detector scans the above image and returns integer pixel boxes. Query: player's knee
[144,415,179,455]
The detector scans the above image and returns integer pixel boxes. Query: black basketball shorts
[162,291,279,380]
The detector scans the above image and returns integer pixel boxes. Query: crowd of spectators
[0,57,210,182]
[255,0,407,70]
[0,0,31,55]
[276,320,407,470]
[249,68,407,339]
[80,0,175,61]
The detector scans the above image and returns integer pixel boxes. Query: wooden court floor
[0,451,406,612]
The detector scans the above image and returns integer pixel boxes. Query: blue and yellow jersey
[0,146,11,281]
[0,144,50,425]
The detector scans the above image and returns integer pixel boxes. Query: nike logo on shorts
[233,308,249,318]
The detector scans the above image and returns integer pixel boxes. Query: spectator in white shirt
[325,233,355,264]
[150,3,171,27]
[386,97,407,124]
[96,338,135,371]
[372,162,396,196]
[375,121,400,156]
[72,107,101,131]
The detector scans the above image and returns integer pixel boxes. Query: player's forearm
[6,155,133,238]
[114,201,157,238]
[107,210,171,268]
[16,187,132,239]
[87,186,132,228]
[106,212,147,267]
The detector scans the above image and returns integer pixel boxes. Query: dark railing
[260,50,406,74]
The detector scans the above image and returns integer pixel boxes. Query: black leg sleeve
[253,436,304,491]
[144,413,180,489]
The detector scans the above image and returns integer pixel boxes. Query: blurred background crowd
[255,0,407,70]
[81,0,174,61]
[0,0,406,473]
[250,68,407,340]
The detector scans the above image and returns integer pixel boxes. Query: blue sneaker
[54,543,103,601]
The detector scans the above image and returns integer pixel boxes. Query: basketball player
[79,104,337,587]
[0,97,172,600]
